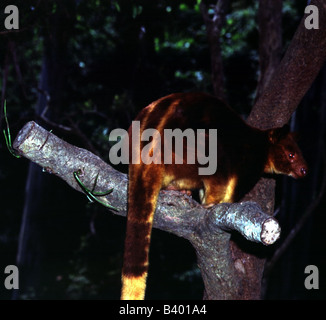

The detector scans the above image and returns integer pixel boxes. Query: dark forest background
[0,0,325,299]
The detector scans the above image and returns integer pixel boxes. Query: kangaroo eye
[289,152,295,159]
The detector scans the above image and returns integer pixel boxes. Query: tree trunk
[248,0,326,129]
[200,0,229,101]
[14,1,75,299]
[255,0,283,101]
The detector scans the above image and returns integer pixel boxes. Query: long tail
[121,163,163,300]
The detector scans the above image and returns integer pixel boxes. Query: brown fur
[121,92,308,300]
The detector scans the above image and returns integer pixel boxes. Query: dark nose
[301,167,307,176]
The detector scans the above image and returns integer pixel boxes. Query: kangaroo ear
[268,124,290,144]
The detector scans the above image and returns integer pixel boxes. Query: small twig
[36,88,72,133]
[67,118,100,156]
[35,88,99,156]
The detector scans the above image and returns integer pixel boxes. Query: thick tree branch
[13,121,279,246]
[13,121,280,299]
[248,0,326,129]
